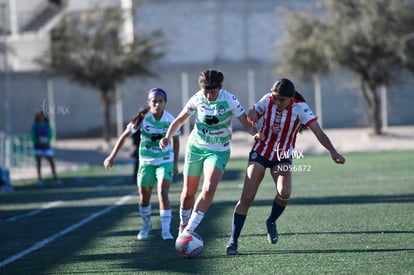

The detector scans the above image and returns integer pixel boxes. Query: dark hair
[34,110,49,123]
[198,69,224,90]
[131,107,150,128]
[294,90,308,133]
[271,78,296,98]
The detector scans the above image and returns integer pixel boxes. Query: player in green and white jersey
[104,88,180,241]
[160,69,261,237]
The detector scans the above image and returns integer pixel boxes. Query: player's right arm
[159,109,190,149]
[103,128,132,170]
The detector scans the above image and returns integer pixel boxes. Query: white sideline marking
[0,193,134,268]
[7,201,64,222]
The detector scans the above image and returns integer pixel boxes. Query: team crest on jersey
[218,105,225,115]
[272,124,281,133]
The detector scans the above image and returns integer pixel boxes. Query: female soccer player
[226,78,345,255]
[104,88,180,240]
[159,69,260,236]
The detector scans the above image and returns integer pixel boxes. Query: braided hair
[198,69,224,90]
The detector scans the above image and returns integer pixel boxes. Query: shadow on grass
[253,194,414,205]
[1,169,412,274]
[238,247,414,256]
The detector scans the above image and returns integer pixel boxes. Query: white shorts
[34,148,54,157]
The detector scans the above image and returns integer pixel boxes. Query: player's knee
[276,193,290,207]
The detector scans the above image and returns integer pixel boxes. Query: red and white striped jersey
[252,93,317,161]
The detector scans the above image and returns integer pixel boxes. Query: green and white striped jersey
[185,89,245,152]
[127,110,180,165]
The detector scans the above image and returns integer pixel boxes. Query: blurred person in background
[31,110,62,186]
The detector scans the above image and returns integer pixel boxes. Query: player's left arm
[237,114,264,141]
[308,121,345,164]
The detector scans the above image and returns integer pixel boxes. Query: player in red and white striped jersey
[226,78,345,255]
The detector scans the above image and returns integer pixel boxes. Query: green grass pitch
[0,151,413,274]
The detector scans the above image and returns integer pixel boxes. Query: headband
[148,89,167,101]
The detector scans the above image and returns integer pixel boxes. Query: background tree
[38,6,164,144]
[275,0,414,135]
[275,12,331,127]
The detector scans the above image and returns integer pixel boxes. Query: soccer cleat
[266,219,278,244]
[161,231,174,240]
[226,242,239,256]
[137,222,152,240]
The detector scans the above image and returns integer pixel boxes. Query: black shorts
[248,150,292,169]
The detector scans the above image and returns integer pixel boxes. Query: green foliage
[277,11,331,81]
[43,8,164,93]
[1,151,413,274]
[322,0,414,86]
[36,6,164,143]
[278,0,414,85]
[276,0,414,135]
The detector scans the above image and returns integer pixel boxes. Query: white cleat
[137,223,152,240]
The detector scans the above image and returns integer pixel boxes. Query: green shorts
[137,162,174,187]
[183,144,230,176]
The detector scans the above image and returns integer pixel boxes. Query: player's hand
[159,137,169,149]
[247,109,259,127]
[331,152,345,164]
[173,164,179,178]
[103,157,114,170]
[253,132,265,141]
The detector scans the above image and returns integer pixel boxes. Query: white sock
[180,207,192,225]
[186,210,205,232]
[160,209,172,233]
[139,205,151,225]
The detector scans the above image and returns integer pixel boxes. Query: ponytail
[131,107,150,128]
[294,91,308,133]
[294,90,306,102]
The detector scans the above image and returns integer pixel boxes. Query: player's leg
[136,163,155,240]
[266,162,292,244]
[185,165,223,232]
[179,145,203,234]
[227,161,265,255]
[35,154,42,185]
[156,163,173,240]
[46,156,57,180]
[185,150,229,233]
[45,150,62,185]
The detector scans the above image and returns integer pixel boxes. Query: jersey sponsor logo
[201,128,224,136]
[150,133,163,142]
[144,125,164,133]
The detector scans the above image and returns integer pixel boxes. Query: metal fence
[0,132,34,169]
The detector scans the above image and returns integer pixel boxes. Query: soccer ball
[175,231,203,258]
